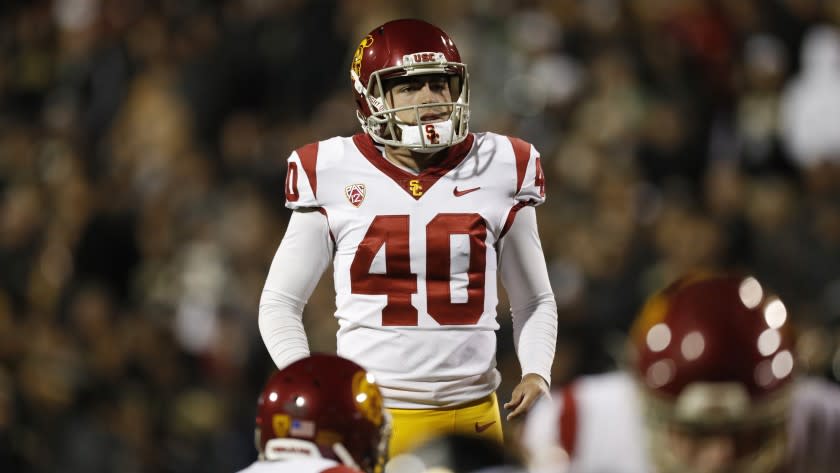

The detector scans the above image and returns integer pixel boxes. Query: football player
[258,18,557,456]
[521,273,840,473]
[236,354,389,473]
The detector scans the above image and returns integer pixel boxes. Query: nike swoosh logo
[474,421,496,433]
[453,186,481,197]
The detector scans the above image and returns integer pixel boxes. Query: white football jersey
[521,372,840,473]
[284,132,546,408]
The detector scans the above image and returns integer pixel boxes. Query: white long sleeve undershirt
[498,206,558,386]
[258,206,558,386]
[258,209,333,369]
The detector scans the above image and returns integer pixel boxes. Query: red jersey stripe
[559,384,579,458]
[508,137,531,195]
[295,142,319,199]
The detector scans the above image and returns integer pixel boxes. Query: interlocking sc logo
[409,179,423,196]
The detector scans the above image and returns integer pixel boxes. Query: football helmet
[350,19,469,152]
[629,273,795,473]
[255,354,390,473]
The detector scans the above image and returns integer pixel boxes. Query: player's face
[667,430,737,473]
[385,74,453,125]
[663,423,774,473]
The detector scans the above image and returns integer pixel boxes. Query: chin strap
[332,442,361,470]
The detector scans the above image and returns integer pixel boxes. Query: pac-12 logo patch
[345,183,366,207]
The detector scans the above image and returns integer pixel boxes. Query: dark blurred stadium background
[1,0,840,471]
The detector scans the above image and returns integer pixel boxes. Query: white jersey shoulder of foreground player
[522,372,840,473]
[522,371,651,473]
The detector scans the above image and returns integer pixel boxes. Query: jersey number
[350,214,487,326]
[285,162,299,201]
[534,157,545,197]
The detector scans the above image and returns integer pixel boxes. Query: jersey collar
[352,132,475,200]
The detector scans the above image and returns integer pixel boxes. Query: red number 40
[350,213,487,326]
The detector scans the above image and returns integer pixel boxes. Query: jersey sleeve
[285,142,321,209]
[500,206,557,387]
[259,210,334,370]
[508,136,546,206]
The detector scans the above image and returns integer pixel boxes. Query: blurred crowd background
[2,0,840,472]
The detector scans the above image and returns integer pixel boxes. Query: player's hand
[504,373,549,421]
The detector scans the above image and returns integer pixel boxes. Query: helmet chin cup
[397,120,453,153]
[362,101,469,151]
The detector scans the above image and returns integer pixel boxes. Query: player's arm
[259,208,334,369]
[498,205,558,420]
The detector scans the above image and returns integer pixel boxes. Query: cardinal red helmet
[255,354,389,473]
[629,272,795,473]
[349,19,469,151]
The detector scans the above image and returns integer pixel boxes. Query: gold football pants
[386,392,504,458]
